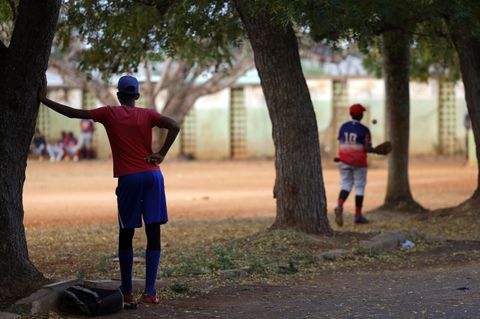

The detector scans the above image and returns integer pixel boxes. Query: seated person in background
[47,137,64,162]
[64,131,79,161]
[76,119,95,159]
[30,129,47,160]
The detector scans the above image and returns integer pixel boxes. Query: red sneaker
[123,292,138,309]
[139,292,160,305]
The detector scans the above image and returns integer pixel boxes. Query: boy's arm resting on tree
[145,116,180,165]
[38,80,91,119]
[39,96,91,119]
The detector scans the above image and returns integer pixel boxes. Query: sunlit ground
[23,156,477,227]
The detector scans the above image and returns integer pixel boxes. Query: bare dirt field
[24,157,477,227]
[17,157,480,318]
[117,260,480,319]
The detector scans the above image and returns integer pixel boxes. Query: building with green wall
[38,64,468,161]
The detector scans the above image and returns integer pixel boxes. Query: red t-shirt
[89,106,162,177]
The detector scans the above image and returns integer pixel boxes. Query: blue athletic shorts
[115,170,168,229]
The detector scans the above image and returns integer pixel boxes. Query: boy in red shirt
[39,75,180,306]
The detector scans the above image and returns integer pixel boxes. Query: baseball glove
[370,141,392,155]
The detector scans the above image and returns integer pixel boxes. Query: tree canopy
[59,1,246,78]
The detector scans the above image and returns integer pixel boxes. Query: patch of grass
[175,250,210,275]
[97,254,112,274]
[169,282,191,294]
[23,215,480,305]
[247,254,267,274]
[160,265,176,278]
[356,246,379,258]
[25,219,383,287]
[213,245,236,270]
[335,209,480,241]
[75,267,87,280]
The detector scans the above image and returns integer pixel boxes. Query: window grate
[230,88,247,159]
[438,81,457,155]
[180,108,196,158]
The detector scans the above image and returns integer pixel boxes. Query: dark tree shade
[0,0,61,299]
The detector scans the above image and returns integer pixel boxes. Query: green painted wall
[192,91,230,159]
[41,79,471,160]
[244,86,274,157]
[410,99,438,154]
[194,106,230,159]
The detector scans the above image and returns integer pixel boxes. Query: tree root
[376,199,427,213]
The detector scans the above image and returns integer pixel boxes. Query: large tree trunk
[0,0,60,299]
[234,1,332,234]
[380,31,425,212]
[447,21,480,210]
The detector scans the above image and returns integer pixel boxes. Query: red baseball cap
[349,103,366,116]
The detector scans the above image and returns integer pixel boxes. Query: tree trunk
[155,91,197,152]
[162,91,197,124]
[447,21,480,210]
[0,0,60,299]
[234,0,332,234]
[380,31,425,212]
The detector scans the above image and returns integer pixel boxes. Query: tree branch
[65,39,82,61]
[199,54,254,95]
[132,0,175,16]
[161,52,253,123]
[49,55,117,106]
[85,80,118,106]
[153,58,172,96]
[299,49,345,64]
[133,0,156,6]
[143,59,154,95]
[409,30,449,39]
[187,66,201,85]
[7,0,17,20]
[155,0,176,15]
[170,61,192,86]
[49,56,81,85]
[141,59,159,109]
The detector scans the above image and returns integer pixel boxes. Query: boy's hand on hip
[145,153,165,165]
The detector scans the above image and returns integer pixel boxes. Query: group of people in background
[29,119,96,162]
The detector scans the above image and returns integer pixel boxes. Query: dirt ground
[24,157,477,227]
[117,260,480,319]
[22,157,480,319]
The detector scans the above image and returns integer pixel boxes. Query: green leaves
[0,0,17,45]
[58,0,245,77]
[302,0,463,81]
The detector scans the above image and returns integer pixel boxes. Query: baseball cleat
[354,216,369,224]
[139,292,160,305]
[123,292,138,310]
[334,206,343,226]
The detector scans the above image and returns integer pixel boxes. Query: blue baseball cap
[117,76,139,95]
